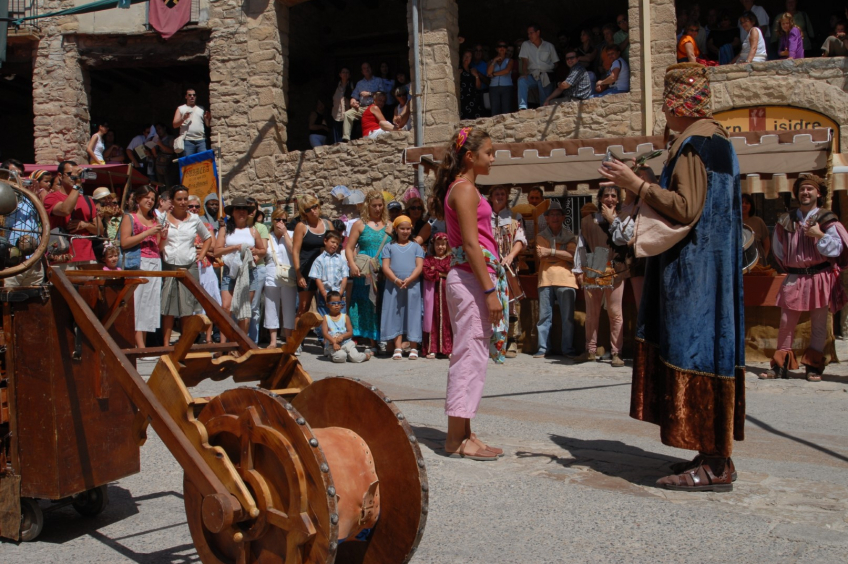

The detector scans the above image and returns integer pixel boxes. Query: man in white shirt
[342,63,385,142]
[738,0,769,42]
[517,23,559,110]
[172,89,211,156]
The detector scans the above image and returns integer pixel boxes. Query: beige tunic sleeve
[639,146,708,225]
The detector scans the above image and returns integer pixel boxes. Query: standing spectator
[574,186,629,367]
[215,197,266,337]
[489,185,527,358]
[378,62,396,117]
[188,195,220,345]
[459,50,484,120]
[422,232,453,358]
[594,45,630,97]
[342,63,383,142]
[708,13,741,64]
[330,68,353,144]
[487,40,515,116]
[309,230,349,342]
[595,24,617,76]
[126,125,153,176]
[775,12,804,59]
[471,44,490,111]
[173,88,211,156]
[381,215,425,360]
[119,185,163,348]
[741,194,771,262]
[614,14,630,60]
[86,122,109,165]
[320,290,371,363]
[249,208,270,342]
[764,175,848,381]
[92,187,121,241]
[292,195,331,344]
[393,88,412,131]
[103,130,125,163]
[678,23,702,62]
[345,190,391,354]
[406,197,431,246]
[387,200,403,223]
[309,100,330,148]
[154,190,172,222]
[543,50,592,105]
[202,193,220,226]
[517,23,559,110]
[264,207,297,348]
[734,11,768,63]
[159,185,213,346]
[153,123,176,186]
[29,169,53,203]
[533,201,579,358]
[771,0,814,53]
[360,92,395,139]
[432,126,503,461]
[821,21,848,57]
[576,29,598,76]
[738,0,769,43]
[44,160,101,268]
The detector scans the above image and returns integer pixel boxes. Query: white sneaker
[138,356,159,362]
[295,345,302,356]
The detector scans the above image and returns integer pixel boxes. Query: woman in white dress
[264,207,298,348]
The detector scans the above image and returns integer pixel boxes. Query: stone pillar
[409,0,459,146]
[208,0,288,198]
[32,7,89,164]
[648,0,678,134]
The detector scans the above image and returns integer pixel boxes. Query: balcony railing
[6,0,39,32]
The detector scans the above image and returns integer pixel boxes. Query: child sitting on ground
[422,232,453,358]
[101,244,122,271]
[380,215,425,360]
[321,291,371,363]
[309,230,349,344]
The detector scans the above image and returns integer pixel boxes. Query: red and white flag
[149,0,192,41]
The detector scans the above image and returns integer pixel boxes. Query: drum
[742,224,759,273]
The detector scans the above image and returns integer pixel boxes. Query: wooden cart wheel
[72,485,109,517]
[184,387,337,564]
[20,498,44,542]
[0,183,51,279]
[292,377,429,564]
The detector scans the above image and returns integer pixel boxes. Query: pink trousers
[445,268,493,419]
[585,281,625,354]
[778,306,828,353]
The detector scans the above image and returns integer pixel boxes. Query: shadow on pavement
[394,382,629,403]
[746,415,848,465]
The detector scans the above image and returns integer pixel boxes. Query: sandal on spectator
[425,352,436,359]
[445,438,499,461]
[470,432,503,457]
[392,348,403,360]
[408,349,419,360]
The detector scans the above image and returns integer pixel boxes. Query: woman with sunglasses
[487,40,514,116]
[292,195,332,347]
[264,207,296,348]
[159,185,214,347]
[405,197,431,247]
[215,197,266,337]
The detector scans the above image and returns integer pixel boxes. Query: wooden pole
[119,163,133,211]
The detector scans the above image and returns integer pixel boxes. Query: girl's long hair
[362,189,389,224]
[431,127,490,220]
[127,185,158,219]
[777,12,803,39]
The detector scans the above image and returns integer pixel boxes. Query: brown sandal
[470,432,504,457]
[446,438,499,461]
[658,458,733,492]
[670,455,737,482]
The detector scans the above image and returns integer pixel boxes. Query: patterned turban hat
[663,63,712,119]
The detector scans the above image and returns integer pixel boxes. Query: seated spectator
[821,22,848,57]
[614,14,630,60]
[361,91,395,139]
[576,29,598,72]
[342,62,383,142]
[487,40,515,116]
[378,62,397,116]
[678,23,702,62]
[103,130,125,163]
[776,12,804,59]
[708,12,741,63]
[459,50,484,120]
[309,99,329,148]
[595,24,617,76]
[321,290,371,363]
[331,68,353,144]
[393,87,412,131]
[738,0,770,44]
[544,50,592,105]
[593,45,629,97]
[395,70,410,97]
[517,23,559,110]
[771,0,814,54]
[734,11,768,63]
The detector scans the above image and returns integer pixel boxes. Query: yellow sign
[715,106,838,136]
[180,158,219,206]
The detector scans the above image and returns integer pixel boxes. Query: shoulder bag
[120,213,142,270]
[354,225,391,276]
[269,235,296,286]
[632,200,693,258]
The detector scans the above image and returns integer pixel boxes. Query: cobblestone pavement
[3,339,848,563]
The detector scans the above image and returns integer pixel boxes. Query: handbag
[119,213,142,269]
[269,235,296,286]
[632,200,694,258]
[355,230,391,276]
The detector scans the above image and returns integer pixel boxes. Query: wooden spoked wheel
[185,388,337,564]
[0,183,51,279]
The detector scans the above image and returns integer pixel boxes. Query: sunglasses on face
[306,204,320,212]
[328,301,345,306]
[234,206,252,211]
[273,217,286,222]
[407,206,423,211]
[187,205,201,209]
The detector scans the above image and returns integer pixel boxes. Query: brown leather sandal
[657,458,733,492]
[470,432,504,457]
[670,455,737,482]
[446,438,499,461]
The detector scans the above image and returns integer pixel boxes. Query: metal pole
[640,0,653,135]
[411,0,426,197]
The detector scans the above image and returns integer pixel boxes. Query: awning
[403,128,844,198]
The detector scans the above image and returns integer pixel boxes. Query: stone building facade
[8,0,848,214]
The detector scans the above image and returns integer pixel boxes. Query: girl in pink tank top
[430,126,506,462]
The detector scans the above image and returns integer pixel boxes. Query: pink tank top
[444,179,498,273]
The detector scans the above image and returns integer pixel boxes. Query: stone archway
[711,76,848,148]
